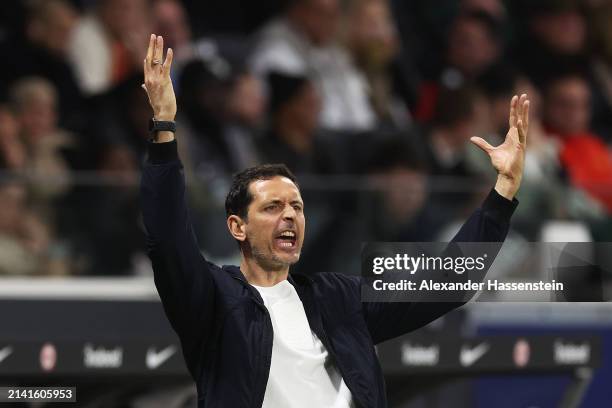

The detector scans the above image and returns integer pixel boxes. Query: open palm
[471,94,530,198]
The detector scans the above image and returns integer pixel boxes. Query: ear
[227,215,247,242]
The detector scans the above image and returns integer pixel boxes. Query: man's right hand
[142,34,176,143]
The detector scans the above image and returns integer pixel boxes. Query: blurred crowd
[1,0,612,276]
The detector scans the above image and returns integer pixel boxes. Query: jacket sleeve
[362,189,518,344]
[140,140,216,368]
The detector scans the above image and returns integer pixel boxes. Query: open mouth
[275,230,297,249]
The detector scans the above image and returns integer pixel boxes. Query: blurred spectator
[0,0,83,130]
[421,85,487,216]
[517,0,587,85]
[515,0,612,140]
[6,78,78,273]
[366,138,444,242]
[58,143,145,275]
[177,56,262,182]
[69,0,151,95]
[446,11,502,82]
[9,77,75,201]
[85,74,152,161]
[227,73,266,131]
[258,72,338,174]
[224,71,266,164]
[0,106,26,171]
[251,0,376,131]
[318,136,444,275]
[542,72,612,213]
[0,181,53,275]
[344,0,413,128]
[415,10,504,122]
[151,0,195,70]
[425,86,481,176]
[585,0,612,139]
[152,0,192,52]
[460,0,506,19]
[25,0,77,60]
[478,66,522,138]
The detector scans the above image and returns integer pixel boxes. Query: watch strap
[149,118,176,134]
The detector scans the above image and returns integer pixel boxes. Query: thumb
[470,136,494,154]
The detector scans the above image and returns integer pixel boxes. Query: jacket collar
[222,264,314,287]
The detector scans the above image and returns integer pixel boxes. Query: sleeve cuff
[146,139,179,164]
[481,188,519,222]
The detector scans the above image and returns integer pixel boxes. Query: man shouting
[140,34,529,408]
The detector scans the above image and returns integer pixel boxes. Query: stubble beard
[251,243,300,272]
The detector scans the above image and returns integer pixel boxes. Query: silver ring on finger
[152,59,161,65]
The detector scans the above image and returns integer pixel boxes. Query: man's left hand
[471,94,530,200]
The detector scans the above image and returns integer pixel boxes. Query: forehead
[249,176,302,202]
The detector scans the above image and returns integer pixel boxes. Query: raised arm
[363,95,529,344]
[140,34,215,372]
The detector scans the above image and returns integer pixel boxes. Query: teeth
[280,231,295,238]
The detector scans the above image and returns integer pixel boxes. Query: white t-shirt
[252,280,353,408]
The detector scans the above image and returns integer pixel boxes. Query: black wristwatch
[148,118,176,134]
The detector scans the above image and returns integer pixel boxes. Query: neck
[240,252,289,287]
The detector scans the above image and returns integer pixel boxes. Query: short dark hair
[225,164,299,219]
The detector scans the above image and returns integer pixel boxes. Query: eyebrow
[262,199,303,206]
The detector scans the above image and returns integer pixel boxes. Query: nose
[282,204,296,221]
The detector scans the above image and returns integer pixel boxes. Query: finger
[146,34,155,64]
[470,136,495,154]
[509,95,518,128]
[153,35,164,68]
[517,120,526,144]
[517,94,527,122]
[162,47,174,75]
[522,99,530,135]
[143,58,150,80]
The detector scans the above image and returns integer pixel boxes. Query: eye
[293,204,303,212]
[264,204,278,212]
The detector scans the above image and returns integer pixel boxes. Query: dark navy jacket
[140,140,518,408]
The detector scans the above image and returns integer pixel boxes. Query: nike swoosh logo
[0,347,13,364]
[460,343,489,367]
[146,345,177,369]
